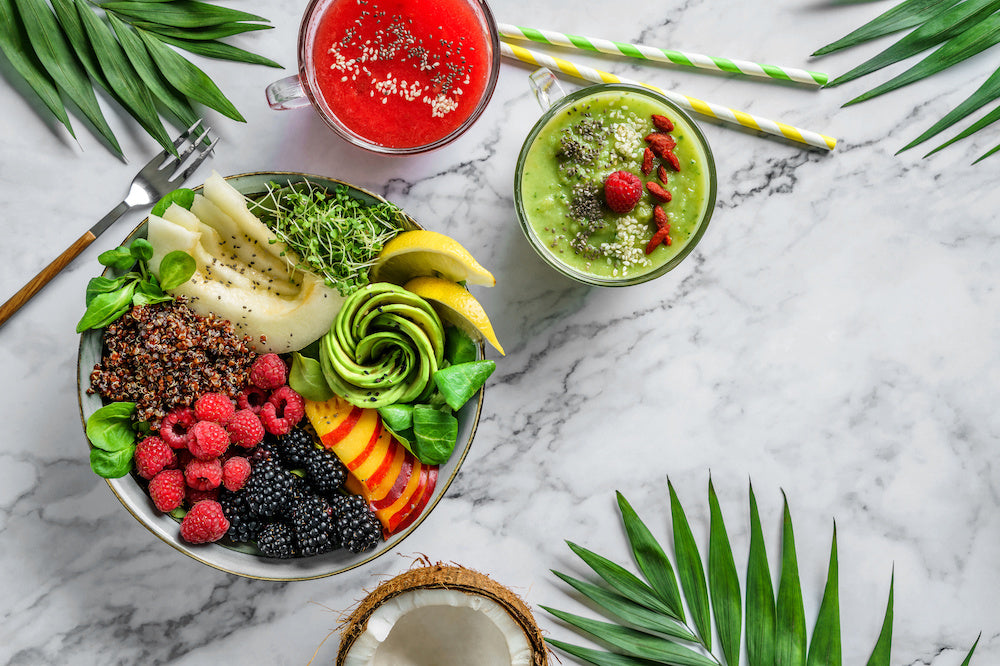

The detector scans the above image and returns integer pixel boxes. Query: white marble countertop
[1,0,998,663]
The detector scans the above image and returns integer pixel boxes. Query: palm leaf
[136,26,245,121]
[151,33,282,68]
[617,491,686,621]
[133,21,272,40]
[746,483,776,666]
[566,541,678,617]
[774,493,807,666]
[668,480,713,650]
[100,1,267,28]
[898,65,1000,153]
[865,570,893,666]
[74,0,174,153]
[551,570,696,642]
[0,0,74,135]
[707,479,741,666]
[107,13,199,131]
[545,638,679,666]
[542,606,718,666]
[12,0,122,154]
[973,140,1000,163]
[49,0,108,88]
[813,0,961,56]
[961,634,981,665]
[806,525,841,666]
[929,100,1000,157]
[846,12,1000,105]
[825,0,1000,87]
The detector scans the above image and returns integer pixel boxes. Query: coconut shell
[338,563,548,665]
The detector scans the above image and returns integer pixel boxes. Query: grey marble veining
[1,0,999,663]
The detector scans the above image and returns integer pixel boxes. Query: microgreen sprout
[251,180,404,296]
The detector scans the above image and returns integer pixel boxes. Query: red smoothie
[312,0,493,149]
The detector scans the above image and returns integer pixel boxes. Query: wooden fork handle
[0,230,97,328]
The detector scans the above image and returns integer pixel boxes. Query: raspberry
[604,170,643,213]
[134,436,176,480]
[194,392,236,424]
[160,407,196,449]
[179,499,230,544]
[185,457,223,491]
[237,386,269,415]
[188,421,230,460]
[148,469,185,512]
[259,386,305,436]
[222,456,252,491]
[227,409,265,448]
[250,353,287,390]
[186,487,219,507]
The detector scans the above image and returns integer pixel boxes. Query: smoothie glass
[266,0,501,155]
[514,71,718,287]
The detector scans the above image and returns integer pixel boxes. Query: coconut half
[338,564,548,666]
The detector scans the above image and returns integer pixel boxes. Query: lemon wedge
[403,277,505,356]
[372,230,496,287]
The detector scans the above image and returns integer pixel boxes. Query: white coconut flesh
[342,589,534,666]
[338,565,547,666]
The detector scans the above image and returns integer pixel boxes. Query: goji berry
[641,148,654,175]
[647,181,672,202]
[652,114,675,132]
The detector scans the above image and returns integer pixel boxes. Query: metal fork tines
[100,120,219,237]
[0,119,218,329]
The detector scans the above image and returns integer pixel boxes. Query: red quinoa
[88,300,257,428]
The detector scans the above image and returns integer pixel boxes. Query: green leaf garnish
[289,352,335,402]
[410,405,458,465]
[85,401,137,452]
[444,326,478,365]
[151,188,195,217]
[90,445,135,478]
[158,250,196,289]
[432,360,494,411]
[378,403,414,433]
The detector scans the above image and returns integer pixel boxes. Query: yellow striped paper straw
[500,41,837,151]
[499,23,828,86]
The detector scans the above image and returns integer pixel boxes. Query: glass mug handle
[528,67,565,111]
[266,74,312,110]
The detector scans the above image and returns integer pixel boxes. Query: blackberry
[304,447,348,494]
[330,494,382,553]
[256,522,296,559]
[288,495,335,556]
[278,427,316,469]
[219,490,262,543]
[243,458,295,517]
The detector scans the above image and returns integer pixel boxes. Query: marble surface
[1,0,998,663]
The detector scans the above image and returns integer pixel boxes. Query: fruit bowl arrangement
[77,171,498,580]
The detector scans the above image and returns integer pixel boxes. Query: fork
[0,120,218,329]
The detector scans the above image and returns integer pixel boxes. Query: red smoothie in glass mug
[310,0,495,150]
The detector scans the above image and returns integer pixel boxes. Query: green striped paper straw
[499,23,828,86]
[500,42,837,150]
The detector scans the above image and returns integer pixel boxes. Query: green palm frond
[814,0,1000,163]
[544,480,983,666]
[0,0,279,157]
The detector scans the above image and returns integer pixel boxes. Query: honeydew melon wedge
[147,172,344,353]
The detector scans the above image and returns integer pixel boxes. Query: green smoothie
[517,86,715,282]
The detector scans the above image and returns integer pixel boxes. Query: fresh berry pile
[138,353,383,556]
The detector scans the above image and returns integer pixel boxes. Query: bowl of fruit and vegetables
[78,171,503,580]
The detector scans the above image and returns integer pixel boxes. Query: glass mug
[265,0,502,155]
[514,69,718,287]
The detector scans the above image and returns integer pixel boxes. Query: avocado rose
[320,283,446,408]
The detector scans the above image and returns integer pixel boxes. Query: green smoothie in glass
[515,84,716,286]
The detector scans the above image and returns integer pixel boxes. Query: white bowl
[77,171,483,580]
